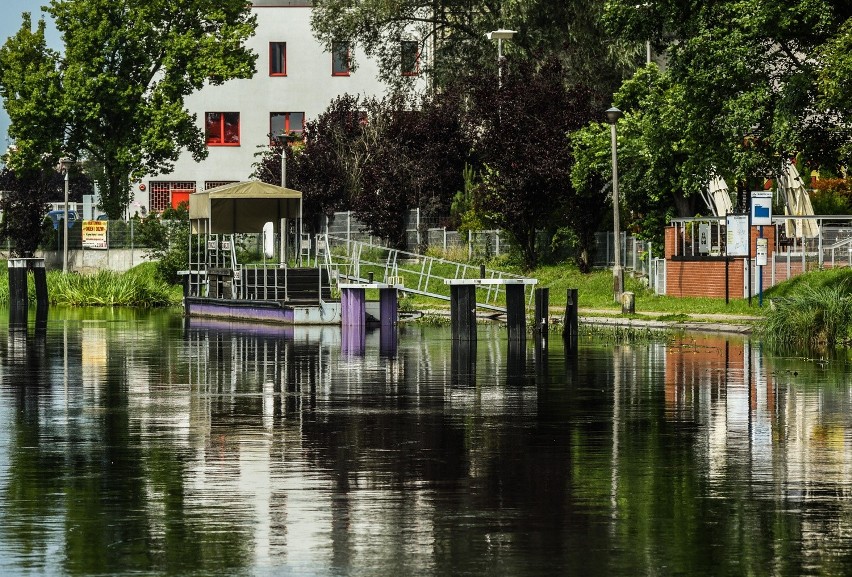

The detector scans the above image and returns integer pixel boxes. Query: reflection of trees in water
[4,316,852,575]
[0,314,255,574]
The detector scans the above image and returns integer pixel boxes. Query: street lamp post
[605,107,624,303]
[59,157,73,273]
[486,28,516,87]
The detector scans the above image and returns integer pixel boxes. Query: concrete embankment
[412,308,760,335]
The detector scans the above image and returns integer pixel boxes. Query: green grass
[374,259,761,318]
[758,270,852,350]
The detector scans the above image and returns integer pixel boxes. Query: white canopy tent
[700,174,734,217]
[777,161,818,239]
[189,180,303,266]
[188,180,302,234]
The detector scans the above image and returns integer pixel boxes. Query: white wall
[137,4,416,211]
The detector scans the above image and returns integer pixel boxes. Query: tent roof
[189,180,302,234]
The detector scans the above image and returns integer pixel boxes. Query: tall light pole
[59,157,73,273]
[486,28,516,87]
[606,107,624,303]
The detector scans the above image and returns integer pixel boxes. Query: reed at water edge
[0,262,182,308]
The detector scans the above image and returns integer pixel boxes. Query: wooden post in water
[563,288,579,338]
[450,284,477,340]
[505,284,526,341]
[8,258,49,325]
[379,287,397,331]
[534,287,549,334]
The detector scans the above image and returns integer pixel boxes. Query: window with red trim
[332,41,350,76]
[401,40,419,76]
[270,42,286,76]
[270,112,305,143]
[205,112,240,146]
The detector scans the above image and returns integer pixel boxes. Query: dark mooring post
[505,283,526,341]
[450,284,477,340]
[563,288,579,339]
[8,259,28,327]
[32,260,48,311]
[534,287,549,335]
[378,287,397,331]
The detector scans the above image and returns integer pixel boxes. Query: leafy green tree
[572,66,703,253]
[817,17,852,163]
[0,14,65,169]
[142,202,189,283]
[603,0,852,177]
[311,0,640,94]
[0,0,257,219]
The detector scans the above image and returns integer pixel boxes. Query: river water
[0,308,851,576]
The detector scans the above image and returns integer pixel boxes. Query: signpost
[750,191,773,307]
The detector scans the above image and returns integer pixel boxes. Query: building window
[270,42,286,76]
[270,112,305,142]
[205,112,240,146]
[401,40,419,76]
[150,181,196,212]
[205,181,238,190]
[332,41,350,76]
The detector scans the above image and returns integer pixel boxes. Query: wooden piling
[534,287,549,334]
[563,288,579,338]
[379,287,397,331]
[8,258,49,324]
[450,284,477,340]
[505,284,526,341]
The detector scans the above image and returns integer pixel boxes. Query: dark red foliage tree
[464,55,600,269]
[0,164,92,257]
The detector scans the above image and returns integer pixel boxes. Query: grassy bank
[393,261,761,318]
[0,262,183,308]
[758,268,852,350]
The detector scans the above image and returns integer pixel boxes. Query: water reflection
[0,310,851,575]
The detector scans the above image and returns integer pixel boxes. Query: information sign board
[726,215,749,256]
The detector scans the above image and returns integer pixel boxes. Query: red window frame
[401,40,419,76]
[270,42,287,76]
[270,112,305,143]
[332,41,350,76]
[205,112,240,146]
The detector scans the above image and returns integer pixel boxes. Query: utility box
[698,223,710,254]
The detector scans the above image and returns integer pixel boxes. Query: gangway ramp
[317,235,534,313]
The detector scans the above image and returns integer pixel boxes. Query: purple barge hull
[184,297,342,325]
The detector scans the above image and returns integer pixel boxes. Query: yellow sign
[82,220,108,249]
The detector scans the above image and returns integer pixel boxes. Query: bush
[760,280,852,350]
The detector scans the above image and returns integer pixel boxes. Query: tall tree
[0,1,257,219]
[0,14,65,169]
[465,56,598,269]
[252,94,366,232]
[603,0,852,177]
[310,0,640,95]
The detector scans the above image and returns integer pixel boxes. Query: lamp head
[486,29,517,41]
[58,157,74,174]
[605,107,623,125]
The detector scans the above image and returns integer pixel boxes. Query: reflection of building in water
[660,335,852,501]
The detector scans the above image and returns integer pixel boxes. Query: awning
[189,180,302,234]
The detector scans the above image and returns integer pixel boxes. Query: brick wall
[665,225,776,298]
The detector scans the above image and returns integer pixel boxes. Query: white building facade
[138,0,408,214]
